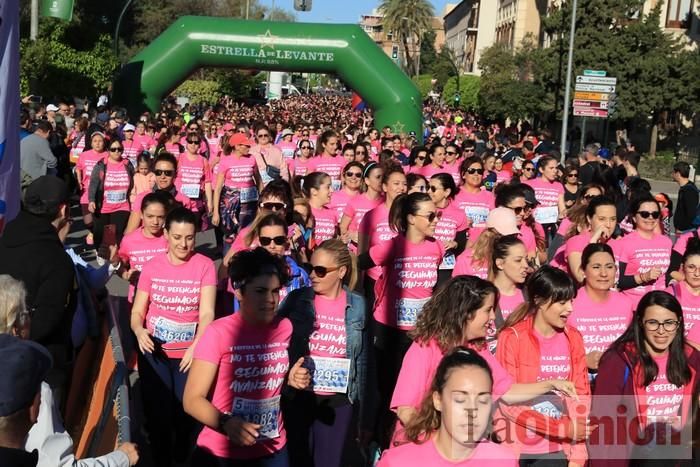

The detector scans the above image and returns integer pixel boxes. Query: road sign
[576,75,617,85]
[575,83,616,93]
[573,100,609,109]
[574,91,610,101]
[584,69,607,77]
[573,107,608,118]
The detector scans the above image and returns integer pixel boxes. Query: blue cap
[0,334,52,416]
[597,148,611,160]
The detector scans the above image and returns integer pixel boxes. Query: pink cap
[486,207,520,236]
[222,122,235,131]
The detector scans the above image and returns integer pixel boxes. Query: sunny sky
[258,0,455,24]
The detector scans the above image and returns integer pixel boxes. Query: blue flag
[0,0,20,233]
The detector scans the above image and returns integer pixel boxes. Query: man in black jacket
[672,161,699,233]
[0,176,75,401]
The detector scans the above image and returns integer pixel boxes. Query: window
[387,30,394,41]
[666,0,693,28]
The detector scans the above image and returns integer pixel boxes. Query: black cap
[23,176,69,215]
[0,334,52,416]
[522,189,540,206]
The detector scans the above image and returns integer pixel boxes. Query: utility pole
[559,0,578,162]
[30,0,39,40]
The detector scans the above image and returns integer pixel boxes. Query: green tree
[412,74,434,100]
[419,29,437,75]
[430,47,458,90]
[378,0,435,77]
[442,75,480,111]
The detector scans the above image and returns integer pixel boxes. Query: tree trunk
[649,116,658,158]
[402,35,414,76]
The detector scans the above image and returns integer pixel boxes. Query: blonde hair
[0,275,27,334]
[315,239,358,290]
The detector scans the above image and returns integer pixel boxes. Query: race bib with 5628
[396,297,430,328]
[232,396,281,440]
[152,317,197,343]
[308,356,351,393]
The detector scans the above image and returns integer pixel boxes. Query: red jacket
[589,343,700,466]
[495,315,591,465]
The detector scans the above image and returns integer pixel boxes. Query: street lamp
[114,0,135,58]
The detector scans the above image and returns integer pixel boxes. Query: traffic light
[392,46,398,59]
[294,0,312,11]
[454,93,461,103]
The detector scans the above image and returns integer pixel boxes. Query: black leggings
[93,210,129,247]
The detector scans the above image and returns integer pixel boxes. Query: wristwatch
[218,411,233,434]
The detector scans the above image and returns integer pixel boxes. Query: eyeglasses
[257,133,270,138]
[509,206,526,215]
[302,133,309,137]
[259,235,286,246]
[345,171,362,178]
[428,185,441,192]
[414,211,441,222]
[567,173,579,178]
[685,264,700,274]
[415,155,426,161]
[637,210,660,219]
[109,147,123,153]
[187,140,200,145]
[310,265,340,278]
[644,319,680,332]
[466,168,485,175]
[154,169,174,177]
[523,167,535,172]
[356,150,366,155]
[260,201,287,211]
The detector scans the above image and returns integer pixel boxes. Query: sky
[258,0,455,24]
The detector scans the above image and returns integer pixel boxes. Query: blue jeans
[191,445,289,467]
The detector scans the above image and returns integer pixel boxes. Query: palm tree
[379,0,435,77]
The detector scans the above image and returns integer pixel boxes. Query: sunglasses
[509,206,525,215]
[345,171,363,178]
[154,169,174,177]
[109,147,123,153]
[415,155,426,161]
[187,140,200,145]
[415,211,441,222]
[637,210,660,219]
[583,193,599,200]
[260,201,287,211]
[464,148,475,152]
[466,168,485,175]
[356,150,366,155]
[300,146,312,150]
[259,235,286,246]
[309,265,340,278]
[523,167,535,172]
[302,133,309,137]
[446,151,457,155]
[257,133,270,138]
[567,173,579,178]
[428,185,441,192]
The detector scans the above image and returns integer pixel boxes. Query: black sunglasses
[415,155,426,160]
[415,211,440,222]
[523,167,535,172]
[257,133,270,138]
[187,140,200,144]
[567,173,579,178]
[429,185,441,192]
[259,235,286,246]
[300,146,312,150]
[345,171,362,178]
[446,151,457,155]
[109,147,123,153]
[466,168,485,175]
[637,210,660,219]
[260,201,287,211]
[509,206,525,215]
[154,169,174,177]
[309,265,340,278]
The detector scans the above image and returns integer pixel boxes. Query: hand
[565,416,596,442]
[670,270,685,282]
[442,240,457,251]
[98,244,119,264]
[207,203,214,216]
[288,357,311,390]
[591,225,609,243]
[465,217,473,229]
[292,224,303,243]
[586,351,603,371]
[212,213,220,227]
[648,267,662,282]
[348,232,359,244]
[88,202,96,214]
[549,380,578,400]
[179,345,195,372]
[135,327,154,354]
[224,416,261,447]
[117,442,139,466]
[125,269,141,285]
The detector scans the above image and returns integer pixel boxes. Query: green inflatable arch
[114,17,422,138]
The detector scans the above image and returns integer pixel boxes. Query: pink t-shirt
[360,203,396,281]
[454,190,495,227]
[499,289,525,321]
[369,236,444,330]
[494,169,512,185]
[309,292,349,395]
[308,156,345,191]
[132,189,194,213]
[616,231,672,304]
[205,136,221,158]
[277,141,297,160]
[434,202,468,269]
[523,178,564,225]
[673,229,700,255]
[133,133,155,151]
[311,206,338,244]
[452,248,488,279]
[667,282,700,344]
[138,252,216,358]
[164,142,182,155]
[122,139,141,167]
[391,339,513,411]
[131,173,155,203]
[442,161,462,186]
[217,155,257,190]
[77,150,105,204]
[571,288,633,354]
[175,153,211,201]
[329,189,358,220]
[419,164,446,180]
[118,228,168,300]
[377,438,517,466]
[194,313,291,459]
[290,157,313,177]
[99,159,132,214]
[645,354,684,427]
[343,193,384,233]
[519,223,542,256]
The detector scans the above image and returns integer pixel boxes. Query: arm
[129,290,154,354]
[212,172,225,226]
[39,139,57,168]
[357,252,376,270]
[453,229,467,256]
[558,193,567,220]
[87,163,103,204]
[567,252,584,284]
[124,210,142,236]
[339,214,352,237]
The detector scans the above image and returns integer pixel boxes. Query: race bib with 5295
[308,356,351,393]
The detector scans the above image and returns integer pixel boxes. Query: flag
[0,0,21,233]
[351,92,367,112]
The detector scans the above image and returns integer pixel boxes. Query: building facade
[443,0,496,75]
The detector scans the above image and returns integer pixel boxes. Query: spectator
[672,161,698,233]
[19,109,33,140]
[20,120,57,186]
[578,143,602,186]
[0,333,52,466]
[0,176,75,402]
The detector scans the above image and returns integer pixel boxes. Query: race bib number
[396,297,430,328]
[309,356,351,393]
[232,396,281,440]
[152,317,196,344]
[240,186,259,203]
[534,205,559,225]
[531,395,565,419]
[439,253,456,270]
[105,190,127,204]
[181,184,200,199]
[331,179,342,192]
[465,206,489,226]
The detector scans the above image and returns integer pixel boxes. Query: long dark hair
[610,291,690,387]
[389,192,431,234]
